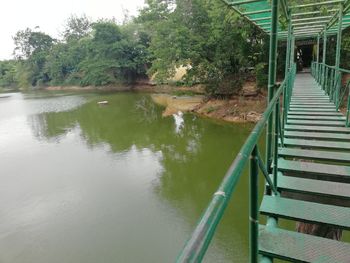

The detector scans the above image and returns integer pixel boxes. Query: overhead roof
[223,0,350,39]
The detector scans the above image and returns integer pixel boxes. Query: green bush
[255,62,268,89]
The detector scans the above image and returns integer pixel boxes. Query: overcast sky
[0,0,145,60]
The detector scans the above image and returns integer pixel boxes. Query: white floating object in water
[173,111,184,133]
[98,100,108,105]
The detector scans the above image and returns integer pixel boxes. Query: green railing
[176,63,296,263]
[311,62,350,126]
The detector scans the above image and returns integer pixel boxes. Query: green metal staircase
[259,73,350,262]
[175,0,350,262]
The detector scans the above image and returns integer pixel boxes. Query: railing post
[322,28,327,90]
[325,67,329,94]
[284,18,292,78]
[273,98,279,187]
[266,0,279,172]
[346,87,350,127]
[316,35,320,83]
[249,146,259,263]
[335,4,343,107]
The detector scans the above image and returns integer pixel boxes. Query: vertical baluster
[273,98,279,187]
[249,146,259,263]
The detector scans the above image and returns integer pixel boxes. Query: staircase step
[281,138,350,150]
[287,115,346,121]
[260,195,350,229]
[287,120,345,126]
[292,95,328,98]
[285,125,350,133]
[290,105,336,109]
[279,147,350,162]
[291,97,331,100]
[290,102,335,106]
[273,172,350,200]
[289,108,337,112]
[259,225,350,262]
[284,131,350,140]
[278,158,350,183]
[288,111,343,116]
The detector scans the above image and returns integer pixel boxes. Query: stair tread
[289,108,338,112]
[287,115,346,121]
[290,105,336,108]
[288,111,343,116]
[260,195,350,229]
[259,225,350,262]
[279,147,350,162]
[278,158,350,182]
[273,172,350,200]
[285,125,350,133]
[287,120,345,126]
[290,102,334,106]
[281,138,350,150]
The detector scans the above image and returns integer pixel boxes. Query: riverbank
[44,82,205,94]
[151,93,265,123]
[44,82,265,123]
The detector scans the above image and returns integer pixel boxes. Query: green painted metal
[266,0,278,172]
[249,146,258,263]
[259,225,350,262]
[278,158,350,183]
[175,72,293,262]
[178,1,350,262]
[260,195,350,229]
[271,171,350,200]
[279,147,350,162]
[223,0,350,37]
[281,138,350,150]
[335,5,343,108]
[290,0,343,9]
[322,29,327,90]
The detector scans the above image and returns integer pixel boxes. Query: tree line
[0,0,349,95]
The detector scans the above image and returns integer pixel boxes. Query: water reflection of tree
[27,93,253,261]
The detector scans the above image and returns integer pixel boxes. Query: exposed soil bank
[45,83,265,123]
[151,93,266,123]
[44,83,205,94]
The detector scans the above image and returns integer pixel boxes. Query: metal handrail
[176,64,296,263]
[312,61,350,126]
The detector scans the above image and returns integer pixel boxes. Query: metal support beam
[266,0,278,171]
[322,28,328,90]
[229,0,264,5]
[251,16,271,22]
[292,9,337,17]
[290,0,343,9]
[335,5,343,70]
[249,146,259,263]
[292,16,332,22]
[335,5,343,106]
[317,35,320,80]
[285,19,292,77]
[243,9,271,15]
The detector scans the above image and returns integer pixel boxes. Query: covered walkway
[176,1,350,262]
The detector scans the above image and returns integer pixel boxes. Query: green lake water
[0,91,264,262]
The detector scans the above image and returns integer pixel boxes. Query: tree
[62,15,92,42]
[13,28,54,59]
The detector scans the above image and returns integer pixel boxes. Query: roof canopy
[224,0,350,39]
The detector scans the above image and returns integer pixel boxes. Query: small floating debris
[0,95,11,99]
[97,100,108,105]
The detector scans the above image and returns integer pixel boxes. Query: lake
[0,91,262,263]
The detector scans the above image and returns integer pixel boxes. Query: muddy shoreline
[44,84,265,123]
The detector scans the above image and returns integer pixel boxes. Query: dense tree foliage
[1,0,349,95]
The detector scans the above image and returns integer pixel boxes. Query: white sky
[0,0,145,60]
